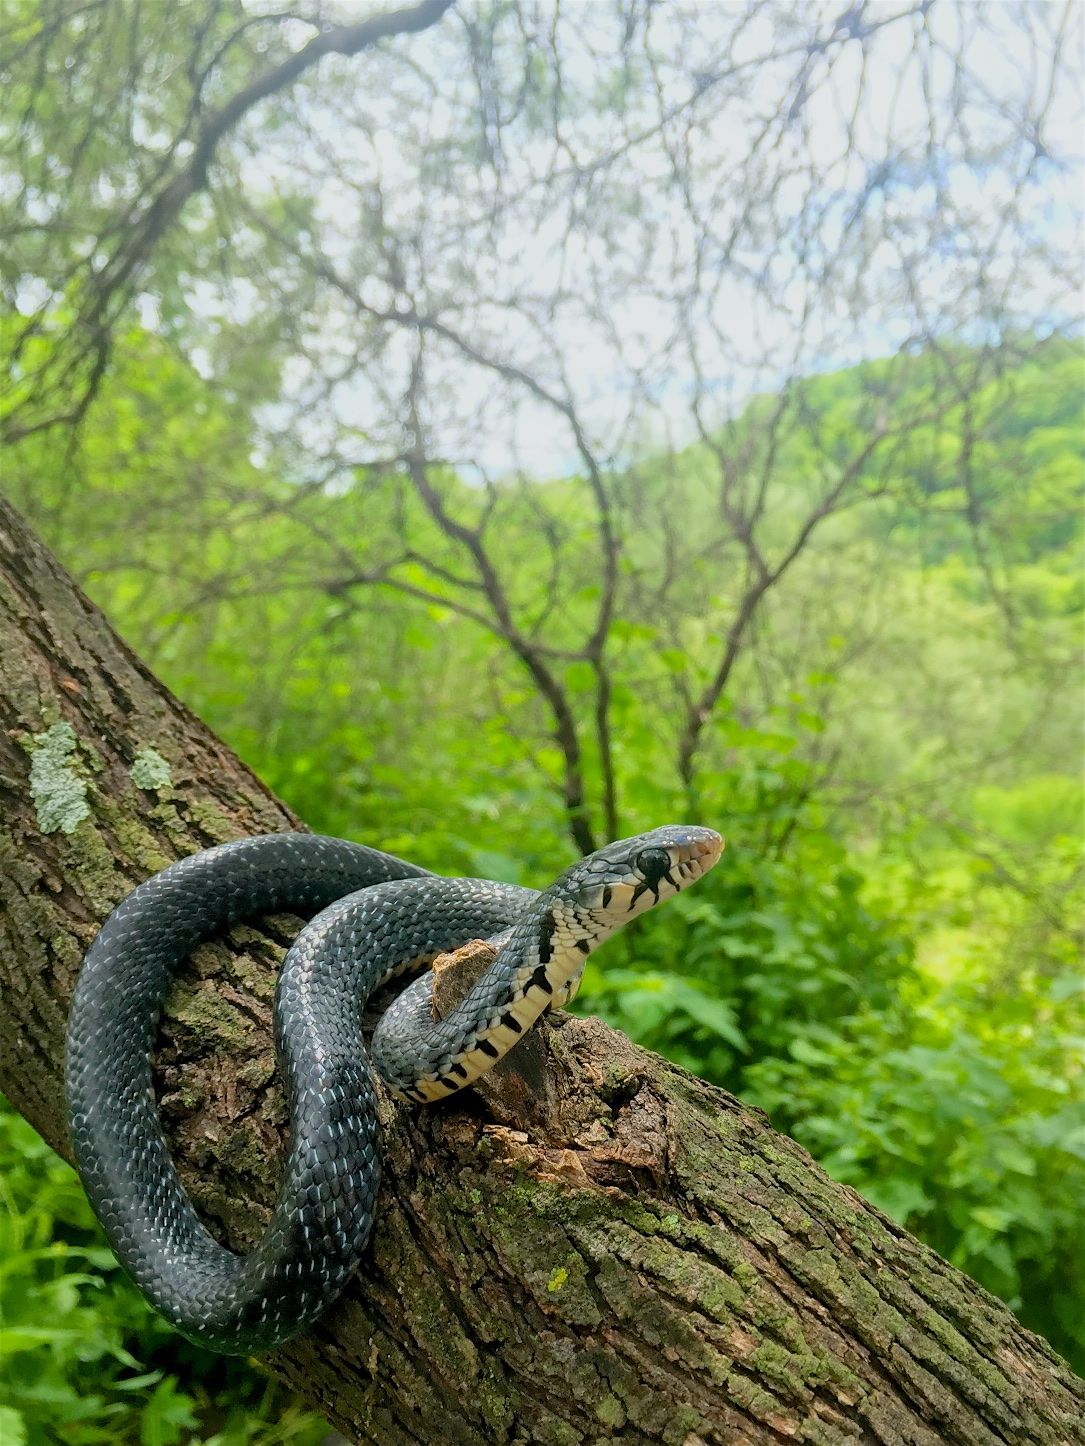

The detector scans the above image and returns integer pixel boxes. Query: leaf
[971,1206,1012,1234]
[0,1327,88,1355]
[1050,972,1084,1003]
[0,1408,26,1446]
[139,1378,198,1446]
[667,981,748,1051]
[116,1371,166,1392]
[658,648,688,674]
[563,661,595,692]
[862,1177,933,1224]
[465,848,523,884]
[788,1037,834,1066]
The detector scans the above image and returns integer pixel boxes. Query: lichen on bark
[26,720,91,833]
[130,746,174,791]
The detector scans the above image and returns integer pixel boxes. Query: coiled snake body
[66,825,722,1353]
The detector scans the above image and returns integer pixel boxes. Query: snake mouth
[678,831,724,869]
[660,834,723,895]
[657,827,724,884]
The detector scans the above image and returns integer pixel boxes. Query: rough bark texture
[0,491,1082,1446]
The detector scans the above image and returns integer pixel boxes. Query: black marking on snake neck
[530,964,553,994]
[629,879,660,910]
[537,912,556,964]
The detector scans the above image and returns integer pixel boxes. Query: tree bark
[0,492,1081,1446]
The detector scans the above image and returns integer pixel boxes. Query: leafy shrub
[742,973,1085,1370]
[0,1102,329,1446]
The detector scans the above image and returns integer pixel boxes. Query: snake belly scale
[66,825,723,1353]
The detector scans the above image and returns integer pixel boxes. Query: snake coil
[66,825,722,1352]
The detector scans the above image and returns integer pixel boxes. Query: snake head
[562,824,724,924]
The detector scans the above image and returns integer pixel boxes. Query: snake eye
[635,847,672,886]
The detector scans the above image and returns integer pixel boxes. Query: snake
[65,824,723,1354]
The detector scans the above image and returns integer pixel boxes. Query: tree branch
[2,0,456,444]
[243,206,623,842]
[402,354,597,853]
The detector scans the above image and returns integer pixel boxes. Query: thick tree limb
[0,492,1082,1445]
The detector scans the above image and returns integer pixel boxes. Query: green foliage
[0,1104,329,1446]
[743,974,1085,1366]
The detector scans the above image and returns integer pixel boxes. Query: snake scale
[66,824,723,1353]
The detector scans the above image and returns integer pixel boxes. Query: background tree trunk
[1,491,1081,1446]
